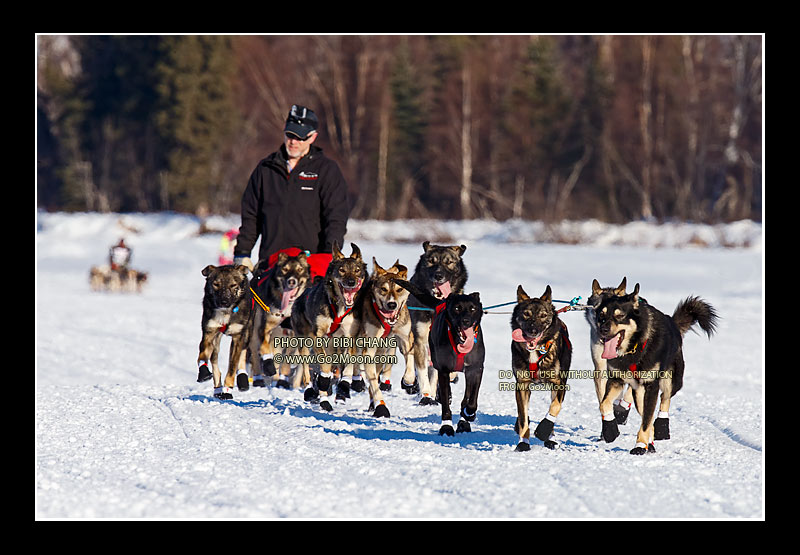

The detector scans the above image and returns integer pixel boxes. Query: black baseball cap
[284,105,318,140]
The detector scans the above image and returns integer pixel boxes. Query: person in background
[219,228,239,266]
[109,238,131,271]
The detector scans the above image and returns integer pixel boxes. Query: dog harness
[625,339,647,378]
[435,303,479,373]
[371,301,393,338]
[327,302,354,336]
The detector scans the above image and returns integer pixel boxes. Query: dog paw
[534,419,554,442]
[252,376,267,388]
[196,364,212,383]
[274,378,290,389]
[630,446,648,455]
[401,378,419,394]
[320,400,333,412]
[543,440,558,450]
[419,395,437,406]
[214,391,233,400]
[648,442,656,453]
[460,407,476,422]
[261,357,277,377]
[515,442,531,452]
[350,379,366,393]
[601,419,620,443]
[373,402,390,418]
[653,417,670,440]
[335,380,351,401]
[439,424,455,436]
[613,403,631,425]
[304,387,319,402]
[236,373,250,392]
[456,419,471,433]
[379,380,392,392]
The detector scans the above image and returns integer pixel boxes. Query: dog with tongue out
[393,278,485,437]
[510,285,573,451]
[403,241,469,405]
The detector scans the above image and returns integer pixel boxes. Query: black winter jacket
[234,144,350,264]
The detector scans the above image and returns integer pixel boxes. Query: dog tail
[672,296,719,338]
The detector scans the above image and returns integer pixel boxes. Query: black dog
[394,279,485,436]
[197,264,253,400]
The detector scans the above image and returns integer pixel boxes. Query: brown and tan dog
[197,264,253,400]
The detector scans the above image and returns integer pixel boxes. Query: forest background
[36,34,763,223]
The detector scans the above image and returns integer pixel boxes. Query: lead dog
[197,264,253,400]
[594,283,718,454]
[511,285,572,451]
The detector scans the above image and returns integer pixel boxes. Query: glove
[233,256,253,272]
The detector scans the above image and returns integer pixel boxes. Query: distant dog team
[194,238,719,454]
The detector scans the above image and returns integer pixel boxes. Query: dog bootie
[601,414,620,442]
[653,412,670,440]
[197,361,212,383]
[613,400,631,425]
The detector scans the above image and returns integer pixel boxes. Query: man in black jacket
[233,105,350,270]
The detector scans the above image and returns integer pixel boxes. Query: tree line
[37,34,762,223]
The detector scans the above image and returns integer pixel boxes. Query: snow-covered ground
[35,212,764,519]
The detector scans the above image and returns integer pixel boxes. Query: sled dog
[291,242,367,412]
[594,283,718,454]
[247,251,311,389]
[586,278,636,426]
[197,264,253,400]
[511,285,572,451]
[341,258,415,417]
[394,279,485,436]
[403,241,469,404]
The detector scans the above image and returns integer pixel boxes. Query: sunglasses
[285,132,314,142]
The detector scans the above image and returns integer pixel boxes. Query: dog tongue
[435,281,451,298]
[601,334,620,359]
[457,327,475,354]
[280,289,296,314]
[511,328,528,343]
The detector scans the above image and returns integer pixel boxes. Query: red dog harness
[372,301,393,338]
[435,303,478,373]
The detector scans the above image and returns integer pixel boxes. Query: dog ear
[469,291,481,303]
[373,257,386,275]
[631,282,640,309]
[517,285,529,303]
[297,251,308,262]
[591,279,602,296]
[540,285,552,303]
[422,240,431,252]
[458,244,467,256]
[277,252,289,265]
[332,241,344,260]
[350,242,362,260]
[614,277,627,296]
[202,265,216,277]
[395,264,408,279]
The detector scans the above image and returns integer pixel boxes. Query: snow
[35,211,764,519]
